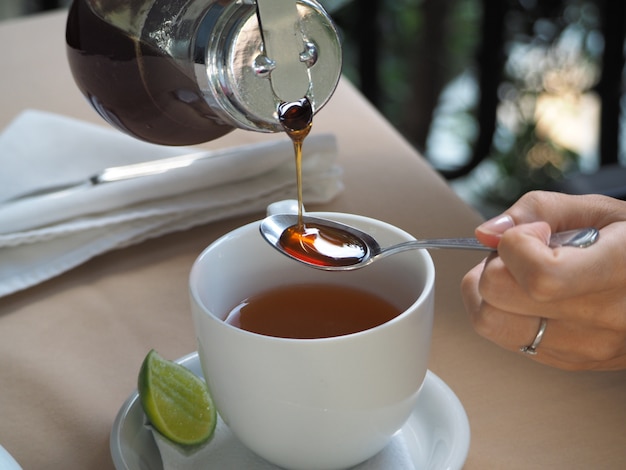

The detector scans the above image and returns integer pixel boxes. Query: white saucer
[110,352,470,470]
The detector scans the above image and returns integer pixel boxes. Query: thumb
[475,214,515,248]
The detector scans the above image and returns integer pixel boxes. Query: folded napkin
[0,110,342,298]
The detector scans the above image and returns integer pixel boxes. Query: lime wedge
[138,350,217,446]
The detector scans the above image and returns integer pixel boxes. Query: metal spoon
[260,213,599,271]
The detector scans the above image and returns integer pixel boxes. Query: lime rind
[138,350,217,446]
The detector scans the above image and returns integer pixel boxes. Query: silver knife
[3,150,221,204]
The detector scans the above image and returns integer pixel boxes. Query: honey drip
[277,98,367,267]
[278,98,313,224]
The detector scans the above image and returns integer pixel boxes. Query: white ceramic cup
[190,211,435,470]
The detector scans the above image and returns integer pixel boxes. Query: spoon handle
[400,238,491,251]
[547,227,599,248]
[387,227,599,253]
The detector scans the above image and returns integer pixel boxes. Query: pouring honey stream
[277,98,367,267]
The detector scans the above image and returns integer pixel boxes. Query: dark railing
[344,0,625,184]
[39,0,62,10]
[596,0,625,167]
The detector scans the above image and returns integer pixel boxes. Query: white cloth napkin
[0,110,342,298]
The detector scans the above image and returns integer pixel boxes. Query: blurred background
[2,0,624,216]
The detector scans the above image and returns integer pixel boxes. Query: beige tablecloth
[0,10,624,470]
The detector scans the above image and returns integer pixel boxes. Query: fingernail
[477,214,515,235]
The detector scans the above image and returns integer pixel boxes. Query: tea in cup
[190,211,435,470]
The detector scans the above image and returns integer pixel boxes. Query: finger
[460,261,485,318]
[462,261,544,351]
[505,191,626,231]
[475,192,626,249]
[522,318,626,371]
[497,221,626,302]
[468,300,626,370]
[462,259,626,370]
[467,296,542,353]
[477,253,547,315]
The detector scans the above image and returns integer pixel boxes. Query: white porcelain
[0,444,22,470]
[265,198,301,216]
[110,352,470,470]
[189,212,435,470]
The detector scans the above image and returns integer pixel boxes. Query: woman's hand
[461,191,626,370]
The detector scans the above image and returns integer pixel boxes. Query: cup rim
[190,211,435,343]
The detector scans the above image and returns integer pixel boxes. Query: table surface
[0,10,624,470]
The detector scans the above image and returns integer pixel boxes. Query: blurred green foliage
[330,0,606,212]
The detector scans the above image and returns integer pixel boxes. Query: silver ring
[520,317,548,356]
